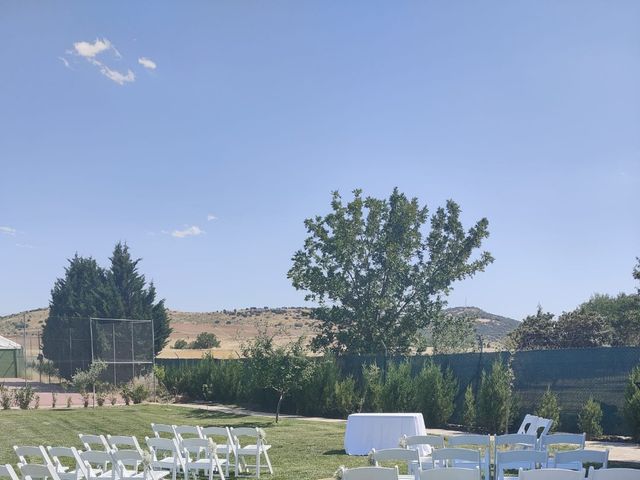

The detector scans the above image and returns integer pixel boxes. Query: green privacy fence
[157,346,640,435]
[0,349,24,378]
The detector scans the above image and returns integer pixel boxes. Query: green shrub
[578,397,603,440]
[51,391,57,408]
[462,384,476,429]
[381,362,416,412]
[333,377,359,417]
[624,366,640,441]
[416,361,457,427]
[14,385,36,409]
[361,363,383,412]
[121,384,132,405]
[173,339,188,349]
[535,387,561,432]
[191,332,220,349]
[66,396,72,408]
[0,385,12,409]
[294,355,341,417]
[477,359,516,433]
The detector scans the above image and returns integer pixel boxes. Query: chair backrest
[516,413,540,435]
[151,423,176,439]
[46,447,83,472]
[111,449,143,476]
[405,435,445,449]
[555,449,608,469]
[539,434,585,451]
[518,469,584,480]
[447,435,491,447]
[496,449,548,467]
[372,448,420,464]
[13,446,52,465]
[145,437,182,461]
[19,463,62,480]
[106,435,143,453]
[230,427,258,438]
[173,425,202,442]
[431,448,480,467]
[78,434,110,452]
[342,467,398,480]
[0,465,19,480]
[534,418,554,438]
[79,450,114,468]
[589,467,640,480]
[182,438,214,458]
[199,427,230,442]
[495,434,538,450]
[419,468,480,480]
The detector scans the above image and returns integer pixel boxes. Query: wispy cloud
[171,226,204,238]
[0,226,16,236]
[207,214,217,221]
[138,57,157,70]
[15,243,35,249]
[64,37,140,86]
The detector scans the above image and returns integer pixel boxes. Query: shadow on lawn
[181,408,273,427]
[323,450,347,456]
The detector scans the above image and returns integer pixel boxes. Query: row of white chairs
[341,466,640,480]
[150,424,273,478]
[373,443,610,480]
[399,433,596,480]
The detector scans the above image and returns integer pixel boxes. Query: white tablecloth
[344,413,428,455]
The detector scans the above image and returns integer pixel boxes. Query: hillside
[0,305,519,358]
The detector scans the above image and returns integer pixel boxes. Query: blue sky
[1,1,638,319]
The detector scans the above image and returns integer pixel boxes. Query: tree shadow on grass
[181,409,274,428]
[323,449,347,455]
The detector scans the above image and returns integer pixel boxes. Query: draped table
[344,413,429,455]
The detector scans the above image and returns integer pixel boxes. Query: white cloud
[138,57,157,70]
[171,226,204,238]
[0,226,16,236]
[58,56,71,69]
[15,243,35,249]
[96,62,135,85]
[207,214,217,221]
[73,38,112,58]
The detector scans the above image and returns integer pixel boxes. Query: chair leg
[263,450,273,475]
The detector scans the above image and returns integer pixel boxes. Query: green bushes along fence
[157,346,640,436]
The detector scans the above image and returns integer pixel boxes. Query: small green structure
[0,335,23,378]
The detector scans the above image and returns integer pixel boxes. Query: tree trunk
[275,392,284,423]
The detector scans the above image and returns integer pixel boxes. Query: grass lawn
[0,404,364,480]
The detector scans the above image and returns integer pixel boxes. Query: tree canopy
[42,242,172,378]
[288,188,493,355]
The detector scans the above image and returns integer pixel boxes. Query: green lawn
[0,405,364,480]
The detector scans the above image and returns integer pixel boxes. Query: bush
[66,396,73,408]
[14,385,36,409]
[477,359,516,434]
[361,363,383,412]
[0,385,12,409]
[462,384,476,429]
[578,397,603,440]
[535,387,560,432]
[624,366,640,441]
[191,332,221,349]
[174,339,188,349]
[121,384,132,406]
[294,355,341,417]
[51,391,57,408]
[333,377,359,417]
[416,361,458,427]
[381,362,416,412]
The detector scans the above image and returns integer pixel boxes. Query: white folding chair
[495,450,548,480]
[111,449,170,480]
[518,469,584,480]
[78,450,116,480]
[420,468,479,480]
[371,448,421,479]
[151,424,177,440]
[19,464,62,480]
[47,447,85,480]
[182,438,226,480]
[342,466,399,480]
[229,427,272,477]
[553,450,608,471]
[405,435,444,470]
[199,427,234,477]
[431,448,480,473]
[447,434,491,480]
[495,434,538,458]
[588,467,640,479]
[107,436,144,454]
[0,465,19,480]
[534,419,554,439]
[14,446,53,467]
[145,437,185,480]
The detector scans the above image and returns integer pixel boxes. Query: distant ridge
[443,306,520,343]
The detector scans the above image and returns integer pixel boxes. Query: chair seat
[237,445,271,455]
[129,471,171,480]
[152,459,181,470]
[554,461,582,471]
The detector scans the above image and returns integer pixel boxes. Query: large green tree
[507,306,556,351]
[288,188,493,355]
[42,243,171,379]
